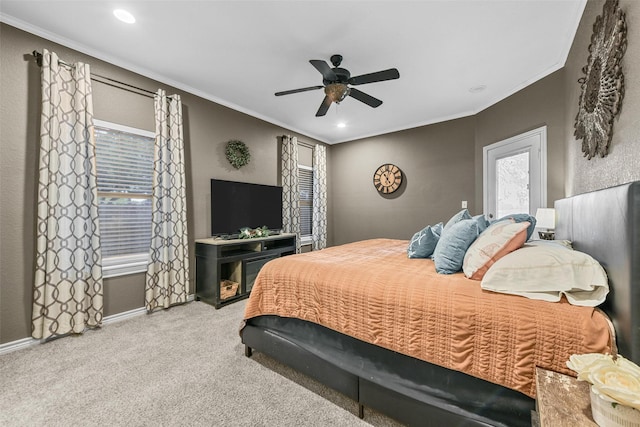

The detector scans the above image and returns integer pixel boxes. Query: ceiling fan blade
[348,68,400,85]
[275,86,324,96]
[348,88,383,108]
[315,96,332,117]
[310,60,338,81]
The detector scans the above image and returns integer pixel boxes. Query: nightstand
[534,367,597,427]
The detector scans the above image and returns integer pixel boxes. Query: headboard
[555,181,640,364]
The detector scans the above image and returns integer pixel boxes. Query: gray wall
[328,62,567,247]
[329,117,476,246]
[563,0,640,195]
[0,23,324,344]
[473,70,566,210]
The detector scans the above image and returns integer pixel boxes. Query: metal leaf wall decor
[574,0,627,159]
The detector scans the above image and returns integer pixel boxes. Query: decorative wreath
[225,140,251,169]
[574,0,627,160]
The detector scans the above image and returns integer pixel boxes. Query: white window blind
[94,120,154,277]
[299,165,313,238]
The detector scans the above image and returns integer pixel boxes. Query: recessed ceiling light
[113,9,135,24]
[469,85,486,93]
[337,122,346,128]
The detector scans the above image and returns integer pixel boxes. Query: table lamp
[535,208,556,240]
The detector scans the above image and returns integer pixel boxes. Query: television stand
[195,233,296,308]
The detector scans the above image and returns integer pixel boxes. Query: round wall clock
[373,163,403,194]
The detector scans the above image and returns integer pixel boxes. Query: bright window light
[113,9,136,24]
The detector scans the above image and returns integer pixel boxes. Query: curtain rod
[282,135,316,149]
[31,51,320,137]
[31,50,166,100]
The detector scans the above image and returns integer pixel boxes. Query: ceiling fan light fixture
[325,83,350,103]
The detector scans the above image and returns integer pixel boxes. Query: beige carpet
[0,300,401,427]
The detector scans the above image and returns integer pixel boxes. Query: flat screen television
[210,179,283,237]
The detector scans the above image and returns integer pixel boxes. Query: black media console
[195,234,296,308]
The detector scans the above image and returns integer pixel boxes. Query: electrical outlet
[461,201,467,208]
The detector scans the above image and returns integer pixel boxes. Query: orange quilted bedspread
[243,239,613,397]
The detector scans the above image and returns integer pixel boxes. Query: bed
[240,181,640,426]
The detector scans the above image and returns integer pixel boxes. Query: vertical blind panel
[299,167,313,237]
[95,126,154,194]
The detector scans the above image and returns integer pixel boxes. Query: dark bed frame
[241,181,640,426]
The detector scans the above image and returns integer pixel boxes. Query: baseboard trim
[0,294,195,355]
[102,306,147,326]
[0,337,39,355]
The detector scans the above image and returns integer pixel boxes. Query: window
[495,151,530,218]
[483,126,547,220]
[94,120,154,277]
[299,165,313,243]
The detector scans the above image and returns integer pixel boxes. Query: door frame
[482,126,547,218]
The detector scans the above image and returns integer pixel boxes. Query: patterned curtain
[281,135,301,253]
[312,145,328,250]
[32,49,103,340]
[145,90,190,312]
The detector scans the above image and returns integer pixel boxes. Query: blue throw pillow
[408,223,443,259]
[443,209,472,231]
[473,214,489,234]
[433,219,479,274]
[495,213,537,241]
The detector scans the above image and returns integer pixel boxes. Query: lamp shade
[535,208,556,230]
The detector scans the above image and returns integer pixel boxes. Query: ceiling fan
[275,54,400,117]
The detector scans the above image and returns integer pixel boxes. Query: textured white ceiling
[0,1,586,144]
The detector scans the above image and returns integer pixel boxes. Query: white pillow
[480,241,609,307]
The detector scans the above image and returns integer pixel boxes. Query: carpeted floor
[0,300,401,427]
